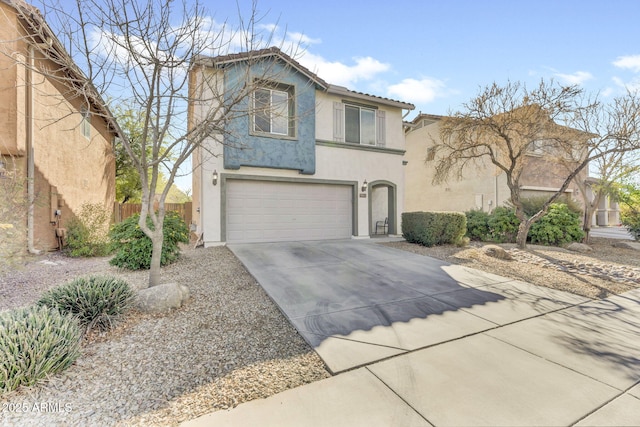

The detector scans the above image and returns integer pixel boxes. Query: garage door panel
[226,180,353,243]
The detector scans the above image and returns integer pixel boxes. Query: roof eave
[195,48,330,91]
[327,84,415,110]
[5,0,123,139]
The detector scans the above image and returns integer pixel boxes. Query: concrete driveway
[590,225,635,240]
[184,239,640,426]
[228,239,589,374]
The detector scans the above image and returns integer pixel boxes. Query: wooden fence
[113,202,192,226]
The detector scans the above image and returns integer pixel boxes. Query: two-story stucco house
[189,47,414,246]
[0,0,118,252]
[404,113,587,214]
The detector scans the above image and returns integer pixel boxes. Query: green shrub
[0,305,81,394]
[520,195,582,218]
[37,276,135,332]
[108,211,190,270]
[465,209,490,241]
[621,208,640,241]
[529,203,584,246]
[66,202,111,257]
[619,183,640,241]
[487,207,520,243]
[402,211,466,247]
[620,205,640,240]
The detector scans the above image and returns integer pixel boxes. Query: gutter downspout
[26,45,41,255]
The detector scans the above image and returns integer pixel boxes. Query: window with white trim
[253,84,294,137]
[333,102,386,146]
[80,106,91,139]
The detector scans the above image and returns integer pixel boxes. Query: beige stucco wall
[404,117,588,216]
[0,2,21,156]
[30,70,115,250]
[404,119,509,213]
[0,3,115,251]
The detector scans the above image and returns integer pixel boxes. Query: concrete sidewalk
[183,240,640,426]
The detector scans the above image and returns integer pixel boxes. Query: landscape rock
[613,241,640,251]
[566,242,593,253]
[136,282,190,313]
[482,244,513,260]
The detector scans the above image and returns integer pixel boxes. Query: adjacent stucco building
[189,47,414,246]
[0,0,117,252]
[404,113,587,214]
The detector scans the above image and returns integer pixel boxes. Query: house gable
[222,58,318,174]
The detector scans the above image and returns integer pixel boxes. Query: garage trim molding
[220,173,359,242]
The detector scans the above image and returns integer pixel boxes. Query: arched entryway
[368,180,397,236]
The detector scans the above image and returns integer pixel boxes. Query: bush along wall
[528,203,585,245]
[108,211,190,270]
[402,211,467,247]
[463,202,584,246]
[465,209,491,241]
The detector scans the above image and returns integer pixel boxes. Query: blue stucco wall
[223,59,317,174]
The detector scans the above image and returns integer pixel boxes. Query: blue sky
[45,0,640,191]
[49,0,640,117]
[225,0,640,117]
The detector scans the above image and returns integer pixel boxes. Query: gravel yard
[1,237,638,426]
[0,246,330,426]
[383,237,640,299]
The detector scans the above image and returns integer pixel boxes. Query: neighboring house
[189,47,414,245]
[584,178,621,226]
[0,0,118,252]
[404,113,587,214]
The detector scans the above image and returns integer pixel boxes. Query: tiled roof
[197,46,329,90]
[2,0,123,138]
[197,47,415,110]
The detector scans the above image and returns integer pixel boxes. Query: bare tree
[435,80,640,249]
[570,93,640,242]
[34,0,304,286]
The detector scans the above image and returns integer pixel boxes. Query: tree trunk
[582,196,598,244]
[148,229,164,287]
[516,220,531,249]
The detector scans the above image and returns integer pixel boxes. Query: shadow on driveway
[229,239,588,373]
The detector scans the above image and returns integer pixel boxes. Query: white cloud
[285,32,321,47]
[298,52,390,87]
[387,78,447,104]
[612,75,640,92]
[253,25,321,54]
[554,70,594,85]
[613,54,640,72]
[601,87,614,97]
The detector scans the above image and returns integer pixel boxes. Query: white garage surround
[224,179,355,243]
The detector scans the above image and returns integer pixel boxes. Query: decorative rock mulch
[508,248,640,285]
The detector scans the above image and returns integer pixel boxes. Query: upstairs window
[253,84,295,137]
[334,102,386,146]
[345,105,376,145]
[80,106,91,139]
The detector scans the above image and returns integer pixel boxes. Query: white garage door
[226,180,353,243]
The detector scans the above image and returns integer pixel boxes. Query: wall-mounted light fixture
[361,179,368,192]
[212,170,218,186]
